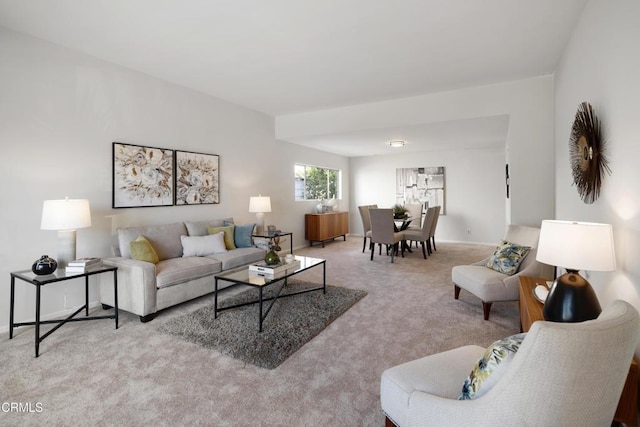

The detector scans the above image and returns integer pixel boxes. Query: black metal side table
[10,264,118,357]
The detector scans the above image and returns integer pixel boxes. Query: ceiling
[0,0,587,156]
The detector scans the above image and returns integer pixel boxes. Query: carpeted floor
[0,237,519,426]
[159,281,367,369]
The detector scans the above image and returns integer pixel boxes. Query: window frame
[295,163,342,201]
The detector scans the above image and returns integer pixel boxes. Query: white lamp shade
[41,199,92,230]
[536,220,616,272]
[249,196,271,213]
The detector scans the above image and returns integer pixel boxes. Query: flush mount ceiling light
[389,140,407,148]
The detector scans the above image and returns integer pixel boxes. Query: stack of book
[65,257,101,273]
[248,259,300,276]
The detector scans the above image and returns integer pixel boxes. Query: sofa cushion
[118,223,187,261]
[208,225,236,250]
[459,333,526,400]
[185,218,234,236]
[486,241,531,275]
[156,257,222,289]
[233,223,255,248]
[129,235,159,264]
[207,247,265,270]
[181,233,227,257]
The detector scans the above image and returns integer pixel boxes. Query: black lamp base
[543,270,602,322]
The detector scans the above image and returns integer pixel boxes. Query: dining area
[357,204,441,263]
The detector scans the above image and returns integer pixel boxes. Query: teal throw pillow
[486,241,531,275]
[459,333,526,400]
[234,223,255,248]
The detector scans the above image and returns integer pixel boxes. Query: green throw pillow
[207,225,236,250]
[459,333,526,400]
[486,241,531,275]
[129,235,159,264]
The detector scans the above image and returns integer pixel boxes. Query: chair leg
[390,244,395,263]
[385,416,395,427]
[420,241,426,259]
[427,239,433,255]
[482,301,492,320]
[370,244,375,261]
[362,236,367,253]
[454,285,461,299]
[432,236,437,251]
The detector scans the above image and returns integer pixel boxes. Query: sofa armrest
[99,257,158,317]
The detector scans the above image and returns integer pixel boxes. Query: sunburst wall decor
[569,102,611,204]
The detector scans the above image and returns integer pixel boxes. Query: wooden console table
[519,276,638,426]
[305,211,349,247]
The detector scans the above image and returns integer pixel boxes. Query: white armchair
[452,225,552,320]
[381,300,640,427]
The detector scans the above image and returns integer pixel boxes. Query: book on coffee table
[249,260,300,275]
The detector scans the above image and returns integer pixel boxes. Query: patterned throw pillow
[486,241,531,275]
[129,235,159,264]
[459,333,527,400]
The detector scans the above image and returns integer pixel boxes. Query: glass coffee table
[214,255,326,332]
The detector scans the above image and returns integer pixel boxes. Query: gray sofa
[98,218,265,322]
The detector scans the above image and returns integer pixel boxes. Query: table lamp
[536,220,616,322]
[249,195,271,234]
[41,198,92,267]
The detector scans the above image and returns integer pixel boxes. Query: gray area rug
[158,280,367,369]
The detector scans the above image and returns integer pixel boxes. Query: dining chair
[403,206,437,259]
[358,205,372,253]
[369,208,405,263]
[428,205,441,253]
[404,203,423,231]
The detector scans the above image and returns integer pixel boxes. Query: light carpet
[0,237,518,426]
[159,280,367,369]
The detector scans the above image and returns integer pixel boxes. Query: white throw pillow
[181,232,227,257]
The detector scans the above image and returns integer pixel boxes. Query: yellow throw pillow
[129,235,159,264]
[207,225,236,250]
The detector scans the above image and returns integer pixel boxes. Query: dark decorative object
[264,247,280,265]
[32,255,57,275]
[569,102,611,204]
[543,270,602,322]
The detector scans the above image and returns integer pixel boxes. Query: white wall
[276,76,555,236]
[553,0,640,355]
[350,147,505,244]
[0,27,347,331]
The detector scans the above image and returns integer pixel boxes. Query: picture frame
[112,142,174,208]
[396,166,446,214]
[175,150,220,205]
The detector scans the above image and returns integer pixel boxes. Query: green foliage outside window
[295,164,340,200]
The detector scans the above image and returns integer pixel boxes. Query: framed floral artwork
[175,150,220,205]
[112,142,174,208]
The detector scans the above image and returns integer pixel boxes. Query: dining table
[394,216,417,252]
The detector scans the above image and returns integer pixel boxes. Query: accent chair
[381,300,640,427]
[452,224,552,320]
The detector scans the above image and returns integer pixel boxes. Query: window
[295,164,341,201]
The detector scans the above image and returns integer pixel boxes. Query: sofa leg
[482,302,492,320]
[101,303,113,310]
[454,285,461,299]
[139,313,156,323]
